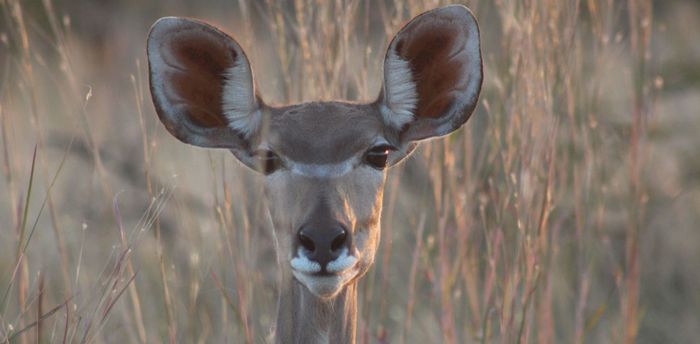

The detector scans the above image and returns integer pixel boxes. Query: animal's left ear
[378,5,482,144]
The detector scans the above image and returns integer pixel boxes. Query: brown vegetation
[1,0,698,342]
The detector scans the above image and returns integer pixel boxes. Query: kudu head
[147,5,482,299]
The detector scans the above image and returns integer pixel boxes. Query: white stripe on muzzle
[290,248,321,273]
[327,248,358,273]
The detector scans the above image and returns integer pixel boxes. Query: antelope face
[261,102,388,298]
[147,5,482,299]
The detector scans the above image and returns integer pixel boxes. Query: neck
[275,277,357,344]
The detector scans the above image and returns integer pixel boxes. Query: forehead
[266,102,384,163]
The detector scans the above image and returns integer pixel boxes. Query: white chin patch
[292,271,344,298]
[289,248,359,298]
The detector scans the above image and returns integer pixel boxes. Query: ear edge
[378,5,483,142]
[406,10,483,141]
[147,75,246,149]
[147,17,262,148]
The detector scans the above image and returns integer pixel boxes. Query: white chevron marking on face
[287,158,358,178]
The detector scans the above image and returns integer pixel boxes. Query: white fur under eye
[222,59,261,138]
[289,158,357,178]
[381,49,417,130]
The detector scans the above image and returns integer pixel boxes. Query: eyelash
[364,144,396,170]
[254,149,284,174]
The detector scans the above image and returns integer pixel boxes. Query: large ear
[147,17,262,160]
[378,5,482,143]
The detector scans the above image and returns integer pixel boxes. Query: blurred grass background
[1,0,698,342]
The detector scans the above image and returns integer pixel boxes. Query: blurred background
[1,0,698,342]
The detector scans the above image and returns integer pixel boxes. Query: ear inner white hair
[222,58,261,138]
[381,49,418,130]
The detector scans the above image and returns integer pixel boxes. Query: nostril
[298,231,315,252]
[330,229,347,252]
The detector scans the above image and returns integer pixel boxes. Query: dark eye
[254,149,283,174]
[364,144,396,170]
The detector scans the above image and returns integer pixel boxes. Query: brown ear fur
[147,17,252,148]
[383,5,483,141]
[156,29,234,128]
[394,21,464,120]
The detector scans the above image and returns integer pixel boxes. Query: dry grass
[1,0,698,343]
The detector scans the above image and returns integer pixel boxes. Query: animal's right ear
[147,17,262,166]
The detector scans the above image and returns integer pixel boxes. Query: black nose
[297,223,349,269]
